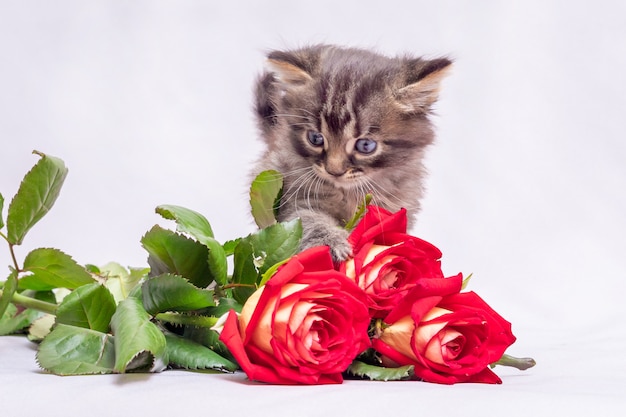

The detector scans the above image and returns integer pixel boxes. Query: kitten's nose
[325,156,347,177]
[325,165,347,177]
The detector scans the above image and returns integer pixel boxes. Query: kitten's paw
[328,237,353,262]
[301,226,353,262]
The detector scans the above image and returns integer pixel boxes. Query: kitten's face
[279,77,433,190]
[255,45,451,205]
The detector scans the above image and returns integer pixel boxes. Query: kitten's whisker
[286,123,314,128]
[276,169,316,212]
[272,113,312,120]
[292,172,316,211]
[279,166,315,178]
[360,177,420,212]
[293,107,317,117]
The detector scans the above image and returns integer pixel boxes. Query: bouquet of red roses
[0,153,534,383]
[218,205,522,385]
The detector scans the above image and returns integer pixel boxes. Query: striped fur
[252,44,452,260]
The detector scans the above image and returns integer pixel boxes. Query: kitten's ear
[395,57,453,113]
[267,59,313,85]
[266,46,324,85]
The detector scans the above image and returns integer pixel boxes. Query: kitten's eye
[307,131,325,147]
[355,138,377,154]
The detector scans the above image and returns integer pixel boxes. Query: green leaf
[250,170,283,229]
[0,269,18,319]
[0,303,41,335]
[204,238,228,286]
[183,325,233,360]
[141,225,213,288]
[258,258,289,287]
[461,273,473,290]
[155,312,218,328]
[207,297,243,317]
[20,248,92,291]
[142,273,215,315]
[110,297,167,373]
[6,151,68,245]
[222,238,240,256]
[164,332,238,372]
[19,248,96,291]
[0,192,5,229]
[36,323,115,375]
[346,360,414,381]
[344,194,373,231]
[245,218,302,275]
[155,205,228,286]
[156,204,215,239]
[55,283,116,332]
[99,262,148,303]
[0,288,55,335]
[231,239,258,304]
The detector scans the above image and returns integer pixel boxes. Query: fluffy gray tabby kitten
[252,44,451,260]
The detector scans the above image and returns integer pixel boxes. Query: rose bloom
[371,274,517,384]
[341,206,445,318]
[219,246,371,384]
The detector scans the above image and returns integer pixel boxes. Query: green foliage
[6,151,68,245]
[55,283,116,332]
[182,325,233,360]
[110,297,168,373]
[0,302,41,336]
[346,360,415,381]
[156,204,215,239]
[461,272,473,290]
[0,288,56,336]
[154,311,218,328]
[37,324,115,375]
[221,238,240,256]
[165,332,238,372]
[142,225,213,288]
[343,193,373,231]
[258,258,289,287]
[204,238,228,286]
[20,248,96,290]
[245,218,302,275]
[249,169,283,229]
[0,269,18,319]
[231,239,257,304]
[156,205,228,286]
[0,193,4,229]
[141,273,215,315]
[207,297,242,316]
[0,155,361,378]
[2,155,300,376]
[98,262,148,303]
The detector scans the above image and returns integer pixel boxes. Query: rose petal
[219,310,286,384]
[378,315,418,361]
[412,307,452,353]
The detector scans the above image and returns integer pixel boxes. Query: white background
[1,1,625,415]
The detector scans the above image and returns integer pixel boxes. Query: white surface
[1,329,624,416]
[1,1,625,415]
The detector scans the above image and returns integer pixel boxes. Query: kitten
[252,44,451,260]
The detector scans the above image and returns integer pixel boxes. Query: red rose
[219,246,371,384]
[371,274,517,384]
[341,206,445,318]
